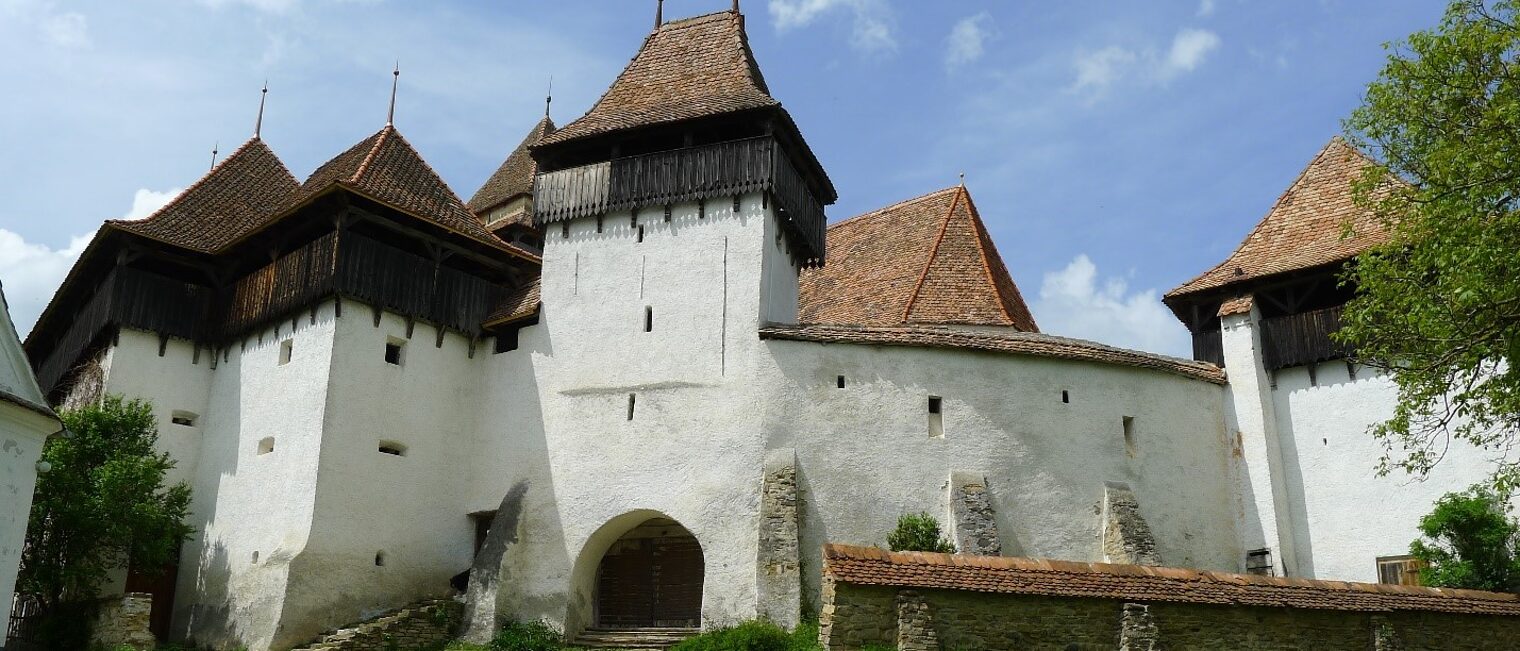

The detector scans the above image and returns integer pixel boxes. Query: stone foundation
[756,449,801,628]
[290,599,463,651]
[1101,481,1160,566]
[949,473,1000,556]
[91,592,156,651]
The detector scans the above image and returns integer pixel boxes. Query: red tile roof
[824,544,1520,617]
[110,138,300,253]
[1167,137,1391,300]
[484,278,541,327]
[289,125,537,259]
[468,116,555,215]
[760,324,1225,384]
[799,186,1037,330]
[539,11,779,147]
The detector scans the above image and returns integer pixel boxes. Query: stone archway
[593,516,704,629]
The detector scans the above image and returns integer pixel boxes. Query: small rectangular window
[378,441,407,457]
[1246,548,1273,576]
[637,225,645,243]
[171,411,198,427]
[561,222,569,239]
[644,307,653,333]
[384,340,405,366]
[278,339,293,365]
[596,216,604,233]
[1377,555,1425,586]
[627,394,636,421]
[1123,416,1136,454]
[928,396,944,438]
[1061,390,1070,404]
[836,375,846,389]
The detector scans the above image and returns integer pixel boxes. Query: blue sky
[0,0,1446,356]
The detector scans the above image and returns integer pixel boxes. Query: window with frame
[1245,548,1273,576]
[1377,555,1425,586]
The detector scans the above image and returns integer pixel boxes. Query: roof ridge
[901,185,966,322]
[828,186,960,231]
[109,137,264,227]
[659,10,738,29]
[350,125,394,184]
[957,187,1019,327]
[1165,136,1356,299]
[377,127,476,214]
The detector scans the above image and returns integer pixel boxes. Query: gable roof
[468,116,555,215]
[110,138,300,254]
[288,125,532,257]
[0,280,57,422]
[799,186,1038,330]
[538,11,779,147]
[1167,137,1391,300]
[824,544,1520,617]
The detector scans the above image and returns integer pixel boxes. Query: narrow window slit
[836,375,846,389]
[928,396,944,438]
[1061,390,1070,404]
[644,307,653,333]
[627,394,636,421]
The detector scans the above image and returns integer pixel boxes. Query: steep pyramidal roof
[1167,137,1391,300]
[539,11,779,147]
[800,186,1038,331]
[290,125,527,254]
[469,116,555,215]
[111,138,300,253]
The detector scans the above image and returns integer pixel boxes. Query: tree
[886,512,956,554]
[1410,488,1520,591]
[18,396,193,611]
[1339,0,1520,490]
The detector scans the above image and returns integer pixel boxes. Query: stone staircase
[571,627,700,649]
[289,599,461,651]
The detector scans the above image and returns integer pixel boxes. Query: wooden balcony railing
[1191,329,1224,367]
[533,136,827,264]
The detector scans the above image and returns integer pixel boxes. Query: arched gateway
[593,517,704,629]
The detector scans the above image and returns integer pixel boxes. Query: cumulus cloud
[1033,255,1191,358]
[1166,28,1221,75]
[0,0,90,48]
[768,0,896,55]
[1069,28,1221,98]
[0,187,180,336]
[945,12,995,70]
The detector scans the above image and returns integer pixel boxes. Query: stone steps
[572,627,700,649]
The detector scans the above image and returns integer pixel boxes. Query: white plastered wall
[0,404,55,635]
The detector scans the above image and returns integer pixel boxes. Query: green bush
[786,619,821,651]
[489,620,562,651]
[669,620,794,651]
[1410,487,1520,591]
[886,512,956,554]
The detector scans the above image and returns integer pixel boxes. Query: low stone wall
[290,599,462,651]
[91,592,156,651]
[820,544,1520,650]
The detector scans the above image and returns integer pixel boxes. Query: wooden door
[124,559,179,639]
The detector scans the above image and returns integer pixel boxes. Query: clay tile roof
[760,324,1225,384]
[799,186,1038,331]
[539,11,779,147]
[468,116,556,214]
[110,138,300,253]
[483,278,541,327]
[289,126,534,258]
[822,544,1520,617]
[1167,137,1392,300]
[1217,295,1253,317]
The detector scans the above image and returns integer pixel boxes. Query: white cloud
[123,187,183,221]
[768,0,896,55]
[1166,28,1221,75]
[1069,28,1221,98]
[0,187,180,337]
[0,0,90,48]
[1071,46,1137,95]
[1033,255,1191,358]
[195,0,301,13]
[1197,0,1216,17]
[945,12,995,70]
[40,10,87,47]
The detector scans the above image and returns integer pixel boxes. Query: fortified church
[16,5,1505,650]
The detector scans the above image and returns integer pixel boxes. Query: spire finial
[545,75,553,119]
[655,0,663,28]
[210,141,220,170]
[958,172,966,187]
[386,61,400,126]
[254,80,268,139]
[733,0,740,13]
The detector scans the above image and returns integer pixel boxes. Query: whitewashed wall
[1271,362,1503,583]
[759,339,1240,607]
[0,404,55,633]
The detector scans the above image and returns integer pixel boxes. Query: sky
[0,0,1449,357]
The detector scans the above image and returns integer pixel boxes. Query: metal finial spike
[545,75,553,119]
[734,0,740,13]
[254,81,268,139]
[655,0,663,28]
[959,172,966,187]
[387,61,400,126]
[210,141,220,170]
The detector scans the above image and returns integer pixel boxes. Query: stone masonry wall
[289,599,462,651]
[949,474,1000,556]
[756,450,801,628]
[91,593,156,650]
[1101,481,1161,566]
[820,584,1520,651]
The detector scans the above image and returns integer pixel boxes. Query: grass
[439,618,828,651]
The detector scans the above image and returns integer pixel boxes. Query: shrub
[787,619,821,651]
[1410,487,1520,592]
[489,620,562,651]
[886,513,956,554]
[670,620,791,651]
